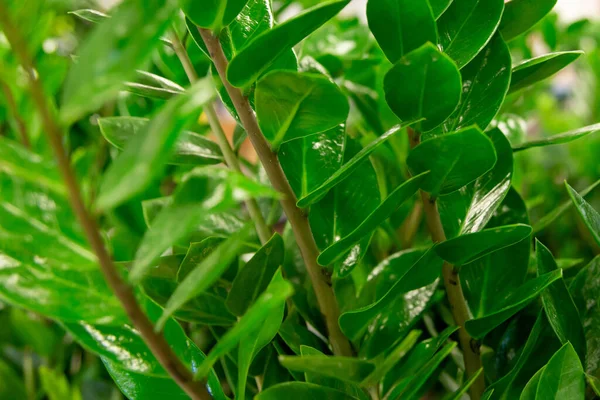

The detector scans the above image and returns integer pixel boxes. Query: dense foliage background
[1,0,600,399]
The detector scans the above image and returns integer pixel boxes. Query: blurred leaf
[0,359,26,400]
[279,355,375,384]
[407,126,497,196]
[536,343,585,399]
[499,0,557,41]
[565,181,600,246]
[437,0,504,68]
[125,70,185,100]
[443,368,484,400]
[509,51,583,94]
[61,0,179,123]
[68,9,109,23]
[181,0,249,31]
[226,0,350,87]
[99,117,223,166]
[384,43,461,132]
[588,374,600,396]
[366,0,437,63]
[513,123,600,152]
[39,366,80,400]
[96,80,215,210]
[256,382,357,400]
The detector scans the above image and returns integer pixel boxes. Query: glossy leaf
[317,172,428,265]
[255,71,349,149]
[99,117,223,166]
[96,79,215,210]
[566,181,600,245]
[366,0,437,63]
[226,233,284,316]
[407,126,497,196]
[536,240,586,362]
[256,382,356,400]
[384,43,461,132]
[226,0,350,87]
[536,343,585,399]
[279,355,375,384]
[509,51,583,94]
[499,0,557,41]
[465,269,563,338]
[61,0,178,123]
[435,224,532,266]
[446,33,511,131]
[181,0,248,31]
[124,70,185,100]
[437,0,505,68]
[513,123,600,152]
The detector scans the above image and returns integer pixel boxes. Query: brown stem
[408,128,484,399]
[199,28,353,356]
[0,7,211,399]
[170,30,271,244]
[1,80,30,148]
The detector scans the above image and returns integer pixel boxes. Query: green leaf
[96,79,215,211]
[156,225,253,329]
[384,43,461,132]
[317,172,428,266]
[226,0,350,87]
[124,70,185,100]
[226,233,285,316]
[279,355,375,384]
[437,0,505,68]
[255,71,349,149]
[536,240,586,362]
[279,311,327,355]
[362,330,421,386]
[588,374,600,396]
[435,224,532,266]
[98,116,223,166]
[443,368,484,400]
[39,366,79,400]
[0,360,26,400]
[60,0,179,123]
[519,366,544,400]
[513,123,600,152]
[429,0,454,18]
[68,9,109,23]
[499,0,557,41]
[366,0,437,63]
[536,343,585,399]
[407,126,497,196]
[509,51,583,94]
[465,269,563,339]
[446,33,511,132]
[256,382,357,400]
[195,271,293,379]
[181,0,248,31]
[565,182,600,246]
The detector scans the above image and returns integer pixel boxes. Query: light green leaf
[39,366,80,400]
[256,382,357,400]
[279,355,376,384]
[443,368,484,400]
[566,181,600,246]
[519,366,544,400]
[513,123,600,152]
[499,0,558,41]
[68,9,109,23]
[509,51,583,94]
[536,343,585,399]
[429,0,454,18]
[124,70,185,100]
[181,0,248,31]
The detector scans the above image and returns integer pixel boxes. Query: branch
[408,128,484,399]
[0,7,211,399]
[169,29,271,244]
[1,80,30,148]
[198,28,353,356]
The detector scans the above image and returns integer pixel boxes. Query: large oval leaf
[536,343,585,399]
[509,51,583,94]
[499,0,557,41]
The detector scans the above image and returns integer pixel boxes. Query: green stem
[0,8,211,400]
[170,29,271,244]
[198,27,353,357]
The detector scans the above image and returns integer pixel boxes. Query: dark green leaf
[513,123,600,152]
[0,360,26,400]
[226,0,349,87]
[437,0,505,68]
[509,51,583,94]
[98,117,224,166]
[96,80,215,210]
[565,181,600,246]
[61,0,179,123]
[407,126,497,196]
[181,0,248,31]
[366,0,437,63]
[536,343,585,399]
[499,0,557,41]
[384,43,461,132]
[255,71,349,149]
[279,355,375,384]
[256,382,357,400]
[519,366,544,400]
[362,330,421,386]
[435,224,532,266]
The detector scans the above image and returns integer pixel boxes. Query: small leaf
[96,79,215,211]
[509,51,583,94]
[437,0,505,68]
[536,343,585,399]
[226,0,350,87]
[513,123,600,152]
[499,0,558,41]
[384,43,461,132]
[519,366,544,400]
[256,382,356,400]
[407,126,497,196]
[465,269,563,339]
[98,117,223,166]
[124,70,185,100]
[588,374,600,396]
[279,355,376,384]
[255,71,349,149]
[226,233,285,316]
[443,368,484,400]
[61,0,179,123]
[68,9,109,23]
[435,224,532,266]
[181,0,249,31]
[566,181,600,246]
[366,0,437,63]
[39,367,79,400]
[156,225,253,330]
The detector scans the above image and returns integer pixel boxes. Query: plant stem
[408,128,484,399]
[0,8,211,400]
[198,28,353,357]
[1,80,30,148]
[170,29,271,244]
